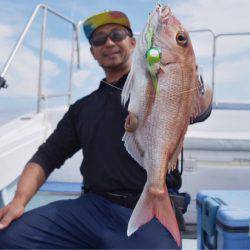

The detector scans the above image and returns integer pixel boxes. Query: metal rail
[189,30,250,109]
[213,32,250,108]
[0,4,80,113]
[37,6,47,113]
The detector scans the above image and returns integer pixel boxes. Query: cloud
[0,21,97,99]
[0,23,14,38]
[44,38,102,98]
[72,63,103,98]
[189,32,250,61]
[2,47,60,97]
[71,41,103,95]
[216,36,250,58]
[45,38,72,62]
[190,32,214,58]
[72,69,100,97]
[79,41,96,66]
[215,57,250,85]
[73,69,91,87]
[172,0,250,66]
[174,0,250,33]
[45,38,96,67]
[186,36,250,92]
[0,23,16,65]
[0,22,60,97]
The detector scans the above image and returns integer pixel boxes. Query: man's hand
[0,200,25,230]
[0,163,47,230]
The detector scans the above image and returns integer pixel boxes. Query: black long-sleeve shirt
[29,74,212,193]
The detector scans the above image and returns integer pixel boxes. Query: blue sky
[0,0,250,122]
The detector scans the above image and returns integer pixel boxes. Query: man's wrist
[12,193,28,208]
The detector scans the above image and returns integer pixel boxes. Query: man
[0,11,212,249]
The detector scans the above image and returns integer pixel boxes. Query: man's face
[90,24,136,70]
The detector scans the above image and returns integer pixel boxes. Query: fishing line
[101,80,123,91]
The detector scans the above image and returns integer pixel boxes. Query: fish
[121,4,200,247]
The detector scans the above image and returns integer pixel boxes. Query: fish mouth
[158,5,172,21]
[161,6,172,15]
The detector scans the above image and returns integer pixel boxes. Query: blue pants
[0,193,181,249]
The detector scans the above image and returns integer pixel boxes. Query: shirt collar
[99,73,129,90]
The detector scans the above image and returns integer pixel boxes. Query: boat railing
[0,4,80,113]
[189,30,250,110]
[213,32,250,109]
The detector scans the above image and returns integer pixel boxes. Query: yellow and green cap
[83,10,132,41]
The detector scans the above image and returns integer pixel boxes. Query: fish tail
[127,183,181,247]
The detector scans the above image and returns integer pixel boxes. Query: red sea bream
[122,4,200,247]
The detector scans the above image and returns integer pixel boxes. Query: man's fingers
[0,212,13,230]
[0,208,4,220]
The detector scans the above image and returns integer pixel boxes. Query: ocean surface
[0,111,28,125]
[0,96,37,126]
[1,113,16,125]
[0,96,67,126]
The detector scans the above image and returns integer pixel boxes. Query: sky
[0,0,250,123]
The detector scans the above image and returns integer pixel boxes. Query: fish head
[149,5,196,69]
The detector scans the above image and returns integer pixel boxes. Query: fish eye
[176,32,188,47]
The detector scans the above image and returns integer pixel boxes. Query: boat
[1,4,250,249]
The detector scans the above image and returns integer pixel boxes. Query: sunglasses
[90,29,131,47]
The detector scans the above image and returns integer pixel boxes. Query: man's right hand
[0,163,46,230]
[0,200,25,230]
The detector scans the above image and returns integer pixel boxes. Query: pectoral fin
[122,129,144,168]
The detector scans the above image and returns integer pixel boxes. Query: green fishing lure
[145,27,161,92]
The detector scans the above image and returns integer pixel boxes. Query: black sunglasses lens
[91,34,108,46]
[109,29,127,42]
[91,29,129,46]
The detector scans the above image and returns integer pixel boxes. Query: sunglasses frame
[90,28,132,47]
